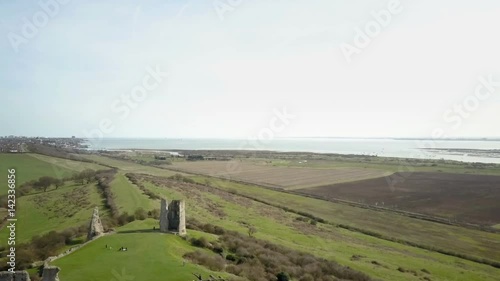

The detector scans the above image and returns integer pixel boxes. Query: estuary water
[84,138,500,164]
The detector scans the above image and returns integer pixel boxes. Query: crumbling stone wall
[0,271,30,281]
[159,198,169,232]
[41,266,60,281]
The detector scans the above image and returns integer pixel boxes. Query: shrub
[226,254,237,262]
[277,272,290,281]
[134,208,148,220]
[168,174,195,184]
[184,251,225,271]
[117,212,135,226]
[190,237,210,248]
[213,245,224,255]
[148,208,161,219]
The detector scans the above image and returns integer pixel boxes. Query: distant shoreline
[81,138,500,164]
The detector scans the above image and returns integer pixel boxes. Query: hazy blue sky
[1,0,500,138]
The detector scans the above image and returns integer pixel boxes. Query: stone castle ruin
[0,266,60,281]
[0,271,31,281]
[87,207,104,241]
[41,266,60,281]
[159,198,186,235]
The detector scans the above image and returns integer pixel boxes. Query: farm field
[130,174,500,281]
[0,153,105,195]
[271,157,500,176]
[300,172,500,226]
[81,154,179,177]
[53,220,234,281]
[171,160,390,189]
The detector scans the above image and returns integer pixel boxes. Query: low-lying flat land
[172,161,389,189]
[300,172,500,226]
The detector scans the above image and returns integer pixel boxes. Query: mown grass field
[53,220,235,281]
[110,172,156,214]
[0,153,105,195]
[134,174,499,281]
[171,161,390,189]
[0,181,106,244]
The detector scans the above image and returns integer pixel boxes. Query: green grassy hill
[111,173,156,214]
[53,220,234,281]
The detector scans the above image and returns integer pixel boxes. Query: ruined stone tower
[159,198,186,235]
[41,266,60,281]
[87,207,104,241]
[167,200,186,235]
[159,198,169,232]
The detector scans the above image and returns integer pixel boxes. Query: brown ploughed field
[299,172,500,226]
[172,161,389,189]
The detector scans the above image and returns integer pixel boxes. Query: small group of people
[105,244,128,251]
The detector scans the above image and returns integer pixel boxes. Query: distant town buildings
[0,136,87,153]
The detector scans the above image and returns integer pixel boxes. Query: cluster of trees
[184,221,373,281]
[33,176,64,192]
[0,173,69,206]
[95,169,119,218]
[72,169,98,185]
[9,169,98,196]
[113,208,160,226]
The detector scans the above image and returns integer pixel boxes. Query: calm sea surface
[85,138,500,164]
